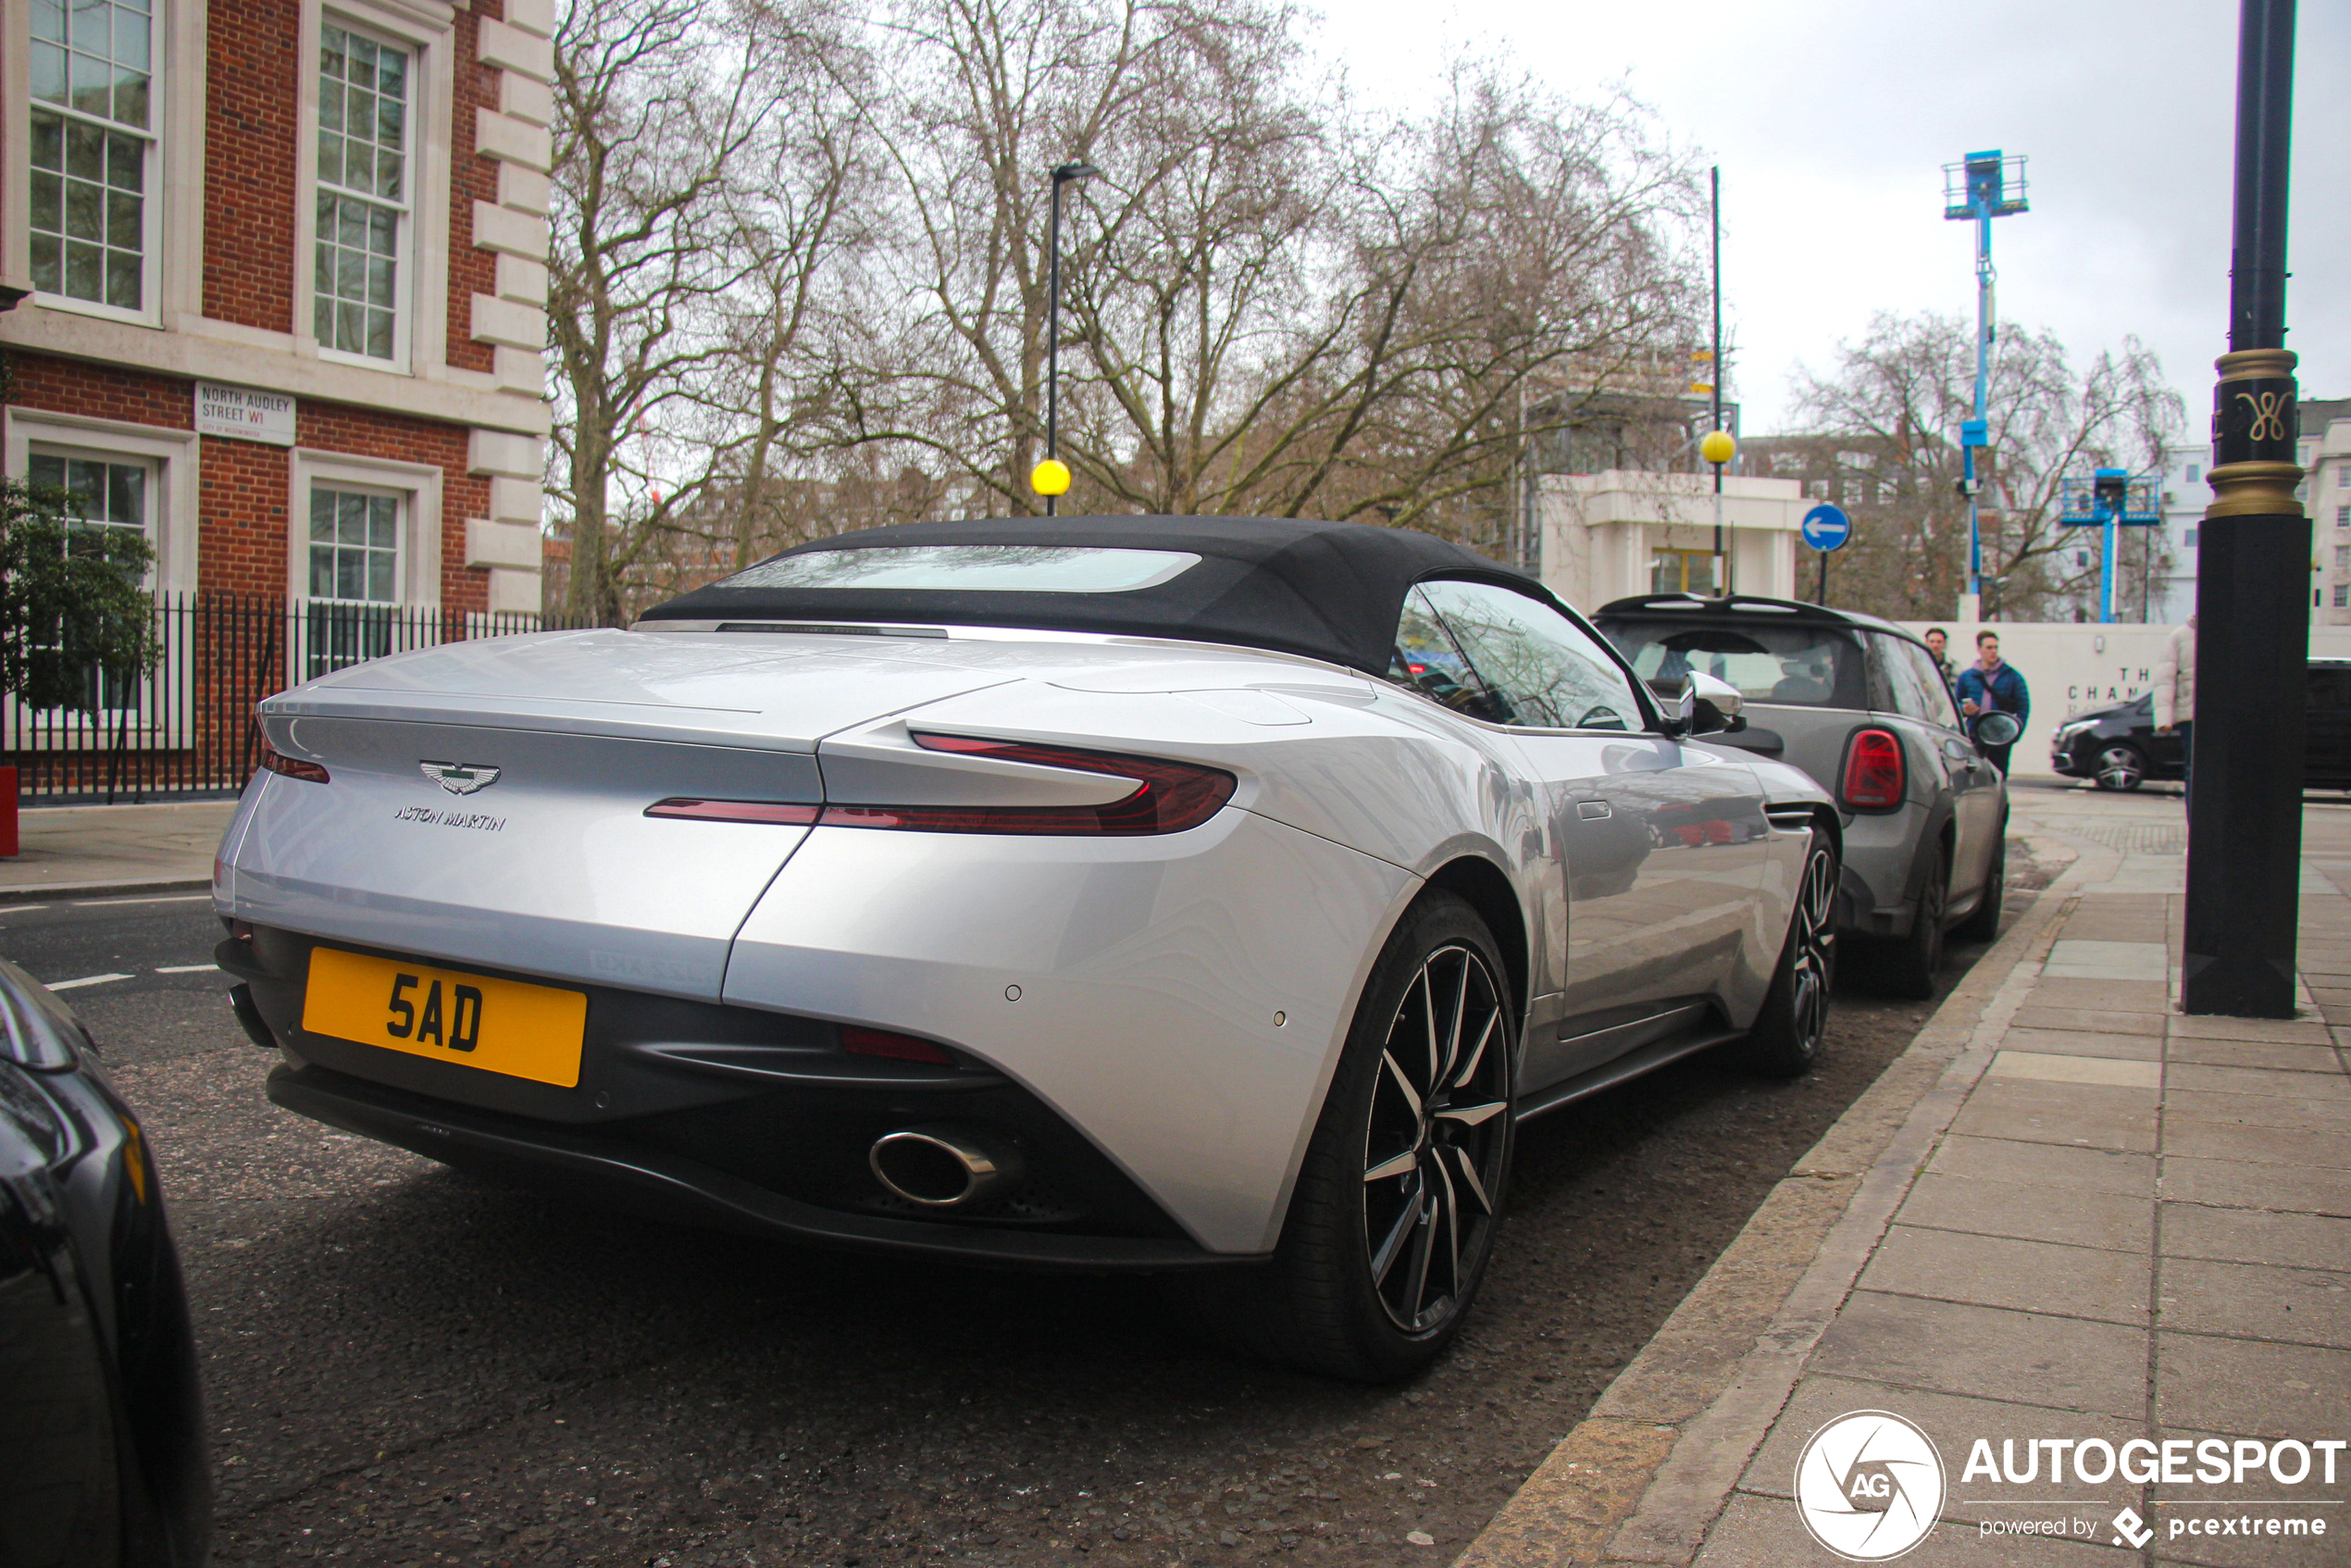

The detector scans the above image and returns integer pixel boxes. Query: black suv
[2049,656,2351,790]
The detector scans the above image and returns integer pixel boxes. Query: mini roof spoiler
[1595,592,1846,620]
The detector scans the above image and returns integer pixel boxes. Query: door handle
[1576,800,1612,820]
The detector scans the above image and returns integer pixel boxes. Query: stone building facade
[1534,469,1808,611]
[0,0,551,616]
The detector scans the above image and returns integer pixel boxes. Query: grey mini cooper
[1594,594,2011,998]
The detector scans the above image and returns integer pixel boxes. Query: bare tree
[547,0,862,623]
[817,2,1703,539]
[1064,67,1703,543]
[546,0,1714,610]
[1785,311,2183,621]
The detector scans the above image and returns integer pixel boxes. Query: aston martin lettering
[420,761,502,795]
[392,805,505,832]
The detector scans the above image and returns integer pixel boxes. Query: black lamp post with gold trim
[2183,0,2307,1017]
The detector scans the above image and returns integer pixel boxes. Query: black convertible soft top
[639,516,1554,677]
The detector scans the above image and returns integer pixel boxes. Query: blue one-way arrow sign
[1801,504,1852,552]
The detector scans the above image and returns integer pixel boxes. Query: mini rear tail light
[258,744,330,784]
[840,1026,957,1066]
[1841,728,1906,810]
[814,732,1236,837]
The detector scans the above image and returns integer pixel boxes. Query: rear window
[1598,616,1870,709]
[717,545,1200,593]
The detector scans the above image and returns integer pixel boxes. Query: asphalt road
[6,878,2042,1568]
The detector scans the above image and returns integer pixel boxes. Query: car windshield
[716,545,1200,593]
[1598,616,1870,709]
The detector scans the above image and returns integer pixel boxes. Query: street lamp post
[1701,167,1735,593]
[2183,0,2307,1018]
[1700,429,1735,590]
[1031,161,1099,517]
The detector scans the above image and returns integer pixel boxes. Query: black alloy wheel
[1736,828,1837,1076]
[1955,819,2007,943]
[1881,845,1947,1000]
[1180,892,1516,1381]
[1359,941,1512,1334]
[2093,742,2147,791]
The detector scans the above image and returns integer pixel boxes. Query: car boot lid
[263,628,1018,753]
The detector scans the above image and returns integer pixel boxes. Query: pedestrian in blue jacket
[1955,629,2030,774]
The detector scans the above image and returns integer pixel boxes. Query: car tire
[1880,844,1948,1001]
[2093,743,2147,791]
[1180,891,1516,1382]
[1954,821,2007,943]
[1734,828,1837,1076]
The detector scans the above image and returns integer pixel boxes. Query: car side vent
[1764,803,1815,832]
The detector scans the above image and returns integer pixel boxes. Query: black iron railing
[4,592,578,803]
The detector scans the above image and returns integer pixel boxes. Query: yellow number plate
[302,947,588,1088]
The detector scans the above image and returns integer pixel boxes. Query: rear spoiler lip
[254,673,1021,756]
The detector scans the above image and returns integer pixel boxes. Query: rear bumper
[225,925,1218,1267]
[1832,804,1930,938]
[226,804,1415,1259]
[267,1064,1239,1270]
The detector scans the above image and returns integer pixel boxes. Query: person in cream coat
[2156,616,2196,802]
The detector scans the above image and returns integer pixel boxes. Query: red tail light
[840,1026,956,1065]
[652,734,1238,836]
[258,744,330,783]
[821,733,1236,836]
[1841,728,1906,810]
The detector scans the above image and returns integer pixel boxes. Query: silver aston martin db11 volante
[217,516,1840,1380]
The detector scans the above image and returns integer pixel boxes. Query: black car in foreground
[0,958,210,1566]
[2050,656,2351,790]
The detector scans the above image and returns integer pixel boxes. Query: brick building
[0,0,551,619]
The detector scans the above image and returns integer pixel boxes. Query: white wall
[1895,619,2351,778]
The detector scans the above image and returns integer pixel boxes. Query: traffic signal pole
[2183,0,2307,1018]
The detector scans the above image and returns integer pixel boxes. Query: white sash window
[313,22,411,362]
[28,0,157,317]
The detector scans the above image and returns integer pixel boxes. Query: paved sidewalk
[0,800,235,898]
[1462,787,2351,1566]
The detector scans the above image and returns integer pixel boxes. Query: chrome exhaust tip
[229,984,278,1052]
[869,1126,1025,1209]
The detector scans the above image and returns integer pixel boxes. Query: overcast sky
[1320,0,2350,441]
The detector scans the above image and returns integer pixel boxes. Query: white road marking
[155,964,218,974]
[0,904,47,913]
[47,973,132,990]
[71,894,211,906]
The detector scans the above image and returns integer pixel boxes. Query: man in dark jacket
[1923,627,1956,685]
[1955,629,2030,773]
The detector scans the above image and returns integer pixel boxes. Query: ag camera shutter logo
[1794,1410,1947,1561]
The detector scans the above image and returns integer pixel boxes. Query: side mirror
[1671,672,1748,737]
[1973,711,2022,748]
